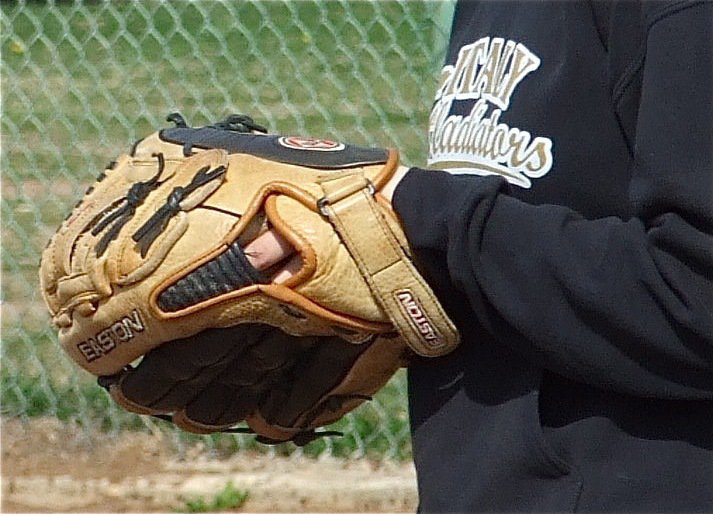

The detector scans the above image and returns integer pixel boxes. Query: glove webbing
[90,153,167,257]
[132,164,227,257]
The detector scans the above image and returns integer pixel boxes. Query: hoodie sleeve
[392,3,713,399]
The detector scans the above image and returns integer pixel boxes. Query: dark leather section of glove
[181,331,313,427]
[157,239,268,312]
[115,324,274,411]
[259,337,370,428]
[109,323,372,435]
[159,128,388,169]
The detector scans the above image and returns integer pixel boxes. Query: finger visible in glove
[243,229,295,272]
[271,254,302,284]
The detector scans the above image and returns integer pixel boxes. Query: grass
[178,482,249,513]
[1,0,449,459]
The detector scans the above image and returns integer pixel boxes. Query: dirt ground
[1,418,417,513]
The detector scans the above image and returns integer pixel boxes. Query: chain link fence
[1,0,453,460]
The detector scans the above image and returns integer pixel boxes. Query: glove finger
[176,381,237,429]
[173,409,231,435]
[176,330,310,428]
[179,364,290,430]
[178,377,263,429]
[247,411,300,443]
[246,330,314,372]
[185,329,309,392]
[208,386,264,427]
[216,360,302,434]
[259,336,369,428]
[115,324,272,412]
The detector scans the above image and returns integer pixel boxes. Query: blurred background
[2,0,454,494]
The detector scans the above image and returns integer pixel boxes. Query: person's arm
[392,3,713,399]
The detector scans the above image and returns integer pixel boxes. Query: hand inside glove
[39,114,456,444]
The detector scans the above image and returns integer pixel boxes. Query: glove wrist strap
[317,173,459,357]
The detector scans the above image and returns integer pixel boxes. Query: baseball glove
[39,113,459,444]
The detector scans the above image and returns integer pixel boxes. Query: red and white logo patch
[278,136,345,152]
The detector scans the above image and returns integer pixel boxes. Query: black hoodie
[392,1,713,511]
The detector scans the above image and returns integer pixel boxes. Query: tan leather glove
[39,113,459,443]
